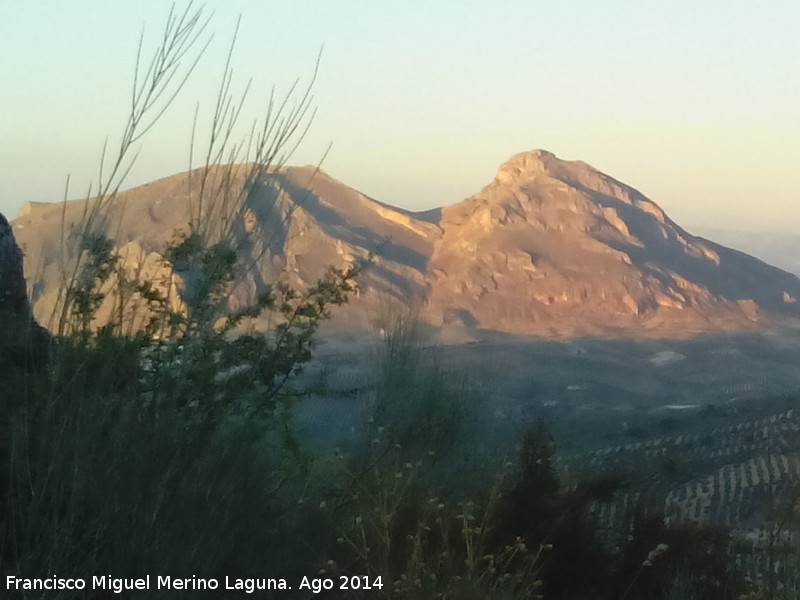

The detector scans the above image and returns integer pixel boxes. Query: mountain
[11,164,438,332]
[11,151,800,337]
[425,150,800,335]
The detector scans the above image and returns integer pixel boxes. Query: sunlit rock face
[11,152,800,338]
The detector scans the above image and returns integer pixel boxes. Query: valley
[294,325,800,573]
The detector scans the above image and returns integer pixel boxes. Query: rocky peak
[495,149,562,185]
[494,150,644,206]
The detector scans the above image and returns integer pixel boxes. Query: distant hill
[11,151,800,337]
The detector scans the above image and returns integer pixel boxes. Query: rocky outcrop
[0,213,50,369]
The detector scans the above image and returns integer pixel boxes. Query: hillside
[692,227,800,278]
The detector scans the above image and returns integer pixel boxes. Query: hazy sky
[2,0,798,233]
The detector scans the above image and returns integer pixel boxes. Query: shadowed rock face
[10,152,800,338]
[0,213,50,369]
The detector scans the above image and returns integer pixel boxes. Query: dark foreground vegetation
[2,3,799,598]
[0,300,758,600]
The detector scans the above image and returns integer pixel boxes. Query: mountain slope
[11,151,800,337]
[690,227,800,278]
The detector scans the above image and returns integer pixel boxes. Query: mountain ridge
[11,150,800,337]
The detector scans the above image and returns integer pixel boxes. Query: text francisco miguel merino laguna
[6,575,316,594]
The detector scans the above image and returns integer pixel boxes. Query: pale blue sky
[2,1,798,232]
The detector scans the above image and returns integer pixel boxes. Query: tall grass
[0,3,349,597]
